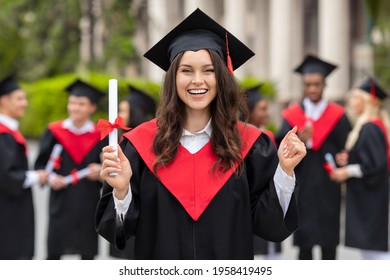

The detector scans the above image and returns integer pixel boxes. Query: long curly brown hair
[152,50,248,174]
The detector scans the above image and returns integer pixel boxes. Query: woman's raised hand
[278,126,307,176]
[100,145,133,200]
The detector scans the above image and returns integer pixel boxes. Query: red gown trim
[282,102,345,151]
[48,121,101,165]
[123,118,261,221]
[0,123,27,154]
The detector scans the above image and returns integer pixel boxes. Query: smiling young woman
[96,8,306,260]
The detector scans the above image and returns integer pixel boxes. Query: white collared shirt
[180,119,212,154]
[62,118,95,134]
[0,114,39,188]
[302,97,329,148]
[113,120,295,218]
[302,97,328,122]
[0,113,19,130]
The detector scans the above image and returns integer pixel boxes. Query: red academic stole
[282,102,345,151]
[124,118,261,221]
[0,123,27,154]
[370,118,390,171]
[48,121,101,165]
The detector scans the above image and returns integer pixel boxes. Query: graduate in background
[34,79,106,260]
[244,84,281,259]
[110,84,156,259]
[95,8,306,260]
[0,76,49,259]
[275,55,352,259]
[119,85,157,128]
[330,78,390,260]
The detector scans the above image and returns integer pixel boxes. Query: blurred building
[134,0,373,106]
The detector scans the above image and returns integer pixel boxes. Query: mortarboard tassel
[225,33,234,75]
[370,78,376,101]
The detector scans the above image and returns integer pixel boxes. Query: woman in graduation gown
[330,78,390,259]
[0,76,48,259]
[243,84,282,259]
[34,79,106,260]
[95,9,306,260]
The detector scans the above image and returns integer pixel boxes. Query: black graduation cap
[245,84,263,112]
[144,8,255,72]
[65,79,104,104]
[294,55,337,78]
[0,76,21,96]
[358,77,388,100]
[127,85,156,116]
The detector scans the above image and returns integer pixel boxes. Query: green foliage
[19,72,161,139]
[239,76,277,99]
[0,0,136,80]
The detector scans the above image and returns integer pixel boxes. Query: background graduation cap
[128,85,156,116]
[358,77,388,100]
[65,79,105,104]
[0,76,21,96]
[294,55,337,78]
[144,8,255,73]
[245,84,264,112]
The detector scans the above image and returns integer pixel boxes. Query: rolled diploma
[109,79,118,176]
[325,153,336,169]
[45,144,63,173]
[63,167,92,185]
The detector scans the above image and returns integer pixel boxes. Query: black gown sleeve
[0,134,26,197]
[34,128,56,170]
[95,137,140,250]
[246,132,299,242]
[354,122,388,178]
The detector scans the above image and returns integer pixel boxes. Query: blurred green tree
[0,0,136,81]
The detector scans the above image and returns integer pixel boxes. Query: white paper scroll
[325,153,336,169]
[63,167,92,185]
[45,144,63,173]
[108,79,118,177]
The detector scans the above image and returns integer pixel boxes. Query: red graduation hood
[124,118,261,221]
[0,123,27,153]
[48,121,101,165]
[282,102,345,151]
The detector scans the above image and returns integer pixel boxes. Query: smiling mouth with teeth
[188,89,208,95]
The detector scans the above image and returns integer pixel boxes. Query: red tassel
[370,78,376,101]
[225,33,234,75]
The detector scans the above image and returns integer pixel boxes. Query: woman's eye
[204,68,214,73]
[180,68,192,73]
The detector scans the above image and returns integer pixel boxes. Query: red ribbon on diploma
[323,162,333,175]
[50,156,62,170]
[71,169,79,185]
[97,116,131,140]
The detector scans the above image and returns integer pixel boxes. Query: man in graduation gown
[330,78,390,259]
[0,76,48,259]
[95,8,304,260]
[34,79,106,260]
[275,55,352,259]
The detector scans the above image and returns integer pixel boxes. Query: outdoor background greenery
[1,0,389,137]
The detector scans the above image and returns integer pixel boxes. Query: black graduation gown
[252,129,282,256]
[95,119,299,260]
[345,121,389,251]
[0,126,34,260]
[34,122,106,257]
[275,102,351,248]
[109,236,135,259]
